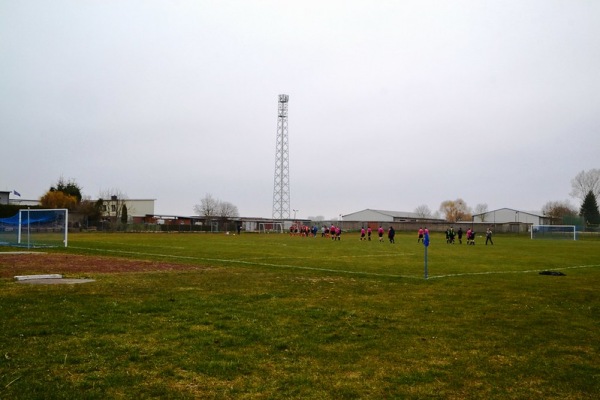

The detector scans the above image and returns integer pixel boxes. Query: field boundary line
[68,247,600,281]
[241,252,415,261]
[0,252,47,255]
[69,246,423,280]
[428,264,600,279]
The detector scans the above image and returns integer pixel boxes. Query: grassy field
[1,232,598,399]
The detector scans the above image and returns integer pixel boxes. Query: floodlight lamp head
[278,94,289,103]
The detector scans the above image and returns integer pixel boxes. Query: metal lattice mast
[272,94,290,220]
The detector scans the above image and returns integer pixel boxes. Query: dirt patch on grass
[0,252,205,279]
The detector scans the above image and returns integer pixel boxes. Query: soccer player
[418,227,424,243]
[486,228,494,245]
[378,226,384,242]
[468,229,476,245]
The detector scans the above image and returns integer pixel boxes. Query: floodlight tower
[272,94,291,220]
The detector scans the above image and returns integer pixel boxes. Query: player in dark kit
[388,226,395,244]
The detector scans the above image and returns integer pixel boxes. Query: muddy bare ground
[0,252,205,280]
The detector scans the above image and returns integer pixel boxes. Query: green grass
[1,232,599,399]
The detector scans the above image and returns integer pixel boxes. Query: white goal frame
[259,222,284,234]
[530,225,577,241]
[18,209,69,248]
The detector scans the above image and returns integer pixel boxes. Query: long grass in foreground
[0,232,598,399]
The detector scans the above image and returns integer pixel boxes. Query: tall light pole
[272,94,290,220]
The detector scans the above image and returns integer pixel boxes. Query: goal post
[530,225,577,241]
[0,209,68,248]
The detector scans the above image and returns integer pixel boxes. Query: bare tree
[414,204,432,219]
[439,199,472,222]
[474,203,489,222]
[194,194,239,220]
[542,200,578,222]
[570,169,600,202]
[76,196,103,227]
[194,194,219,219]
[217,201,239,218]
[97,188,131,229]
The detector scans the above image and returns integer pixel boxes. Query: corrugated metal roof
[343,209,423,219]
[472,207,544,218]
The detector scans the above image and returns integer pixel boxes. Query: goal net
[0,209,68,248]
[530,225,577,240]
[259,222,284,233]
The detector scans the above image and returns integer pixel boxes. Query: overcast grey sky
[1,0,599,220]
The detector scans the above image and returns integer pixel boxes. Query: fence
[73,221,242,233]
[316,220,532,234]
[69,220,599,237]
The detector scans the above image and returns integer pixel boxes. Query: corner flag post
[423,232,430,279]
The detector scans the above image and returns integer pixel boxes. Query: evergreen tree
[579,190,600,225]
[121,204,128,224]
[50,177,83,203]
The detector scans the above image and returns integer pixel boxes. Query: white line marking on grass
[428,264,600,279]
[241,253,414,261]
[339,253,416,258]
[15,274,63,281]
[0,252,46,255]
[91,242,186,250]
[70,246,423,280]
[72,247,598,281]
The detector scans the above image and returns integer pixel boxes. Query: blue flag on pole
[13,190,21,197]
[423,233,429,247]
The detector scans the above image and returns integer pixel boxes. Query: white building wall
[125,199,155,216]
[8,199,41,206]
[343,209,393,222]
[101,199,155,219]
[474,208,543,224]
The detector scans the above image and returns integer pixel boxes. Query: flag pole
[424,246,428,279]
[423,232,430,279]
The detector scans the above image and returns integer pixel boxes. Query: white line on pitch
[69,246,423,279]
[69,247,599,281]
[428,264,600,279]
